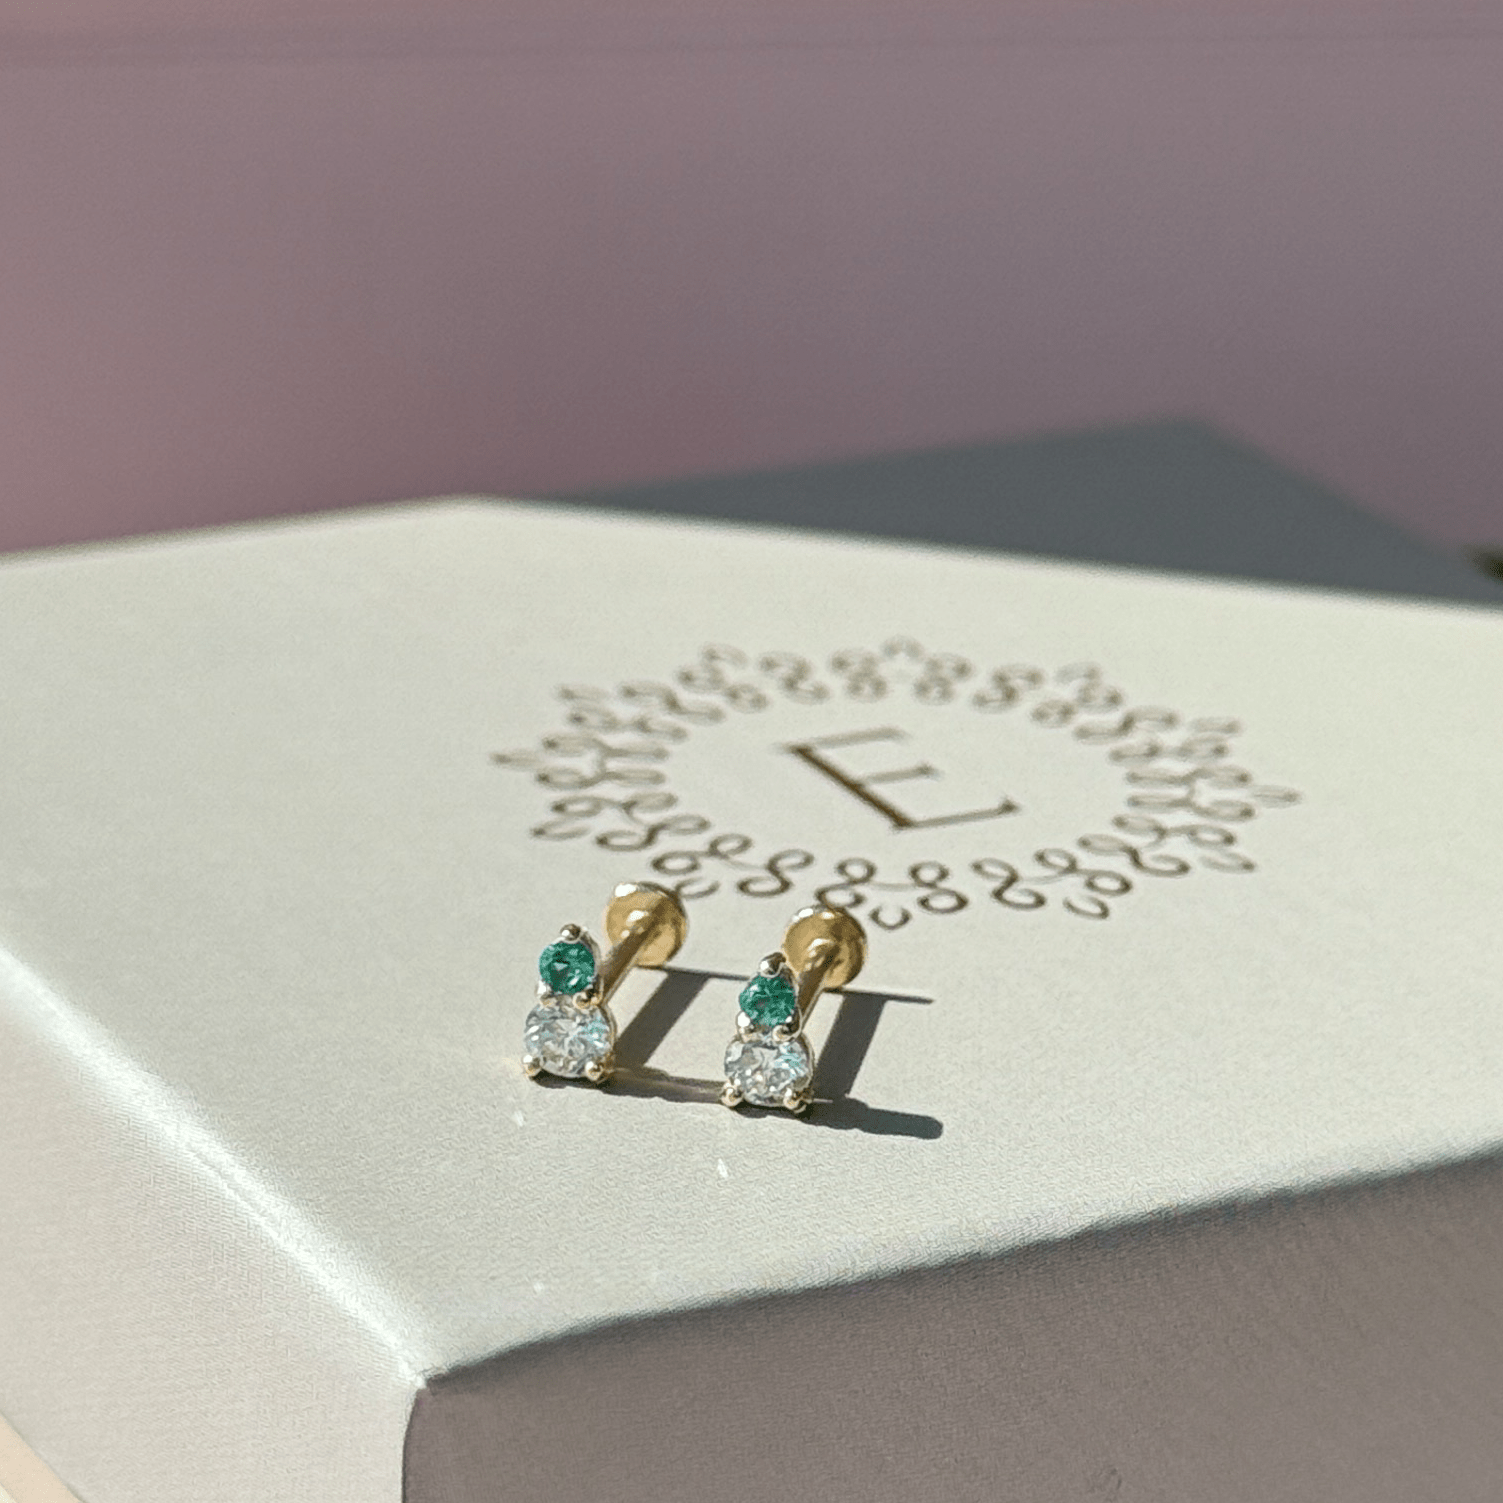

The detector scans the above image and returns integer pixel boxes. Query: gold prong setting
[522,924,615,1082]
[722,1031,814,1113]
[519,884,689,1087]
[721,952,814,1113]
[720,905,866,1117]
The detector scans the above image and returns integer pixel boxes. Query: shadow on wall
[1475,551,1503,583]
[580,422,1503,608]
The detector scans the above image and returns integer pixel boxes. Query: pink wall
[3,2,1502,553]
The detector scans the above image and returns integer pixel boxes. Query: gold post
[782,904,866,1034]
[595,919,659,1004]
[595,882,689,1004]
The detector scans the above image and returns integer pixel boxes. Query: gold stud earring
[720,904,867,1114]
[522,882,689,1084]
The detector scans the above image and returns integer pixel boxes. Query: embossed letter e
[786,728,1018,831]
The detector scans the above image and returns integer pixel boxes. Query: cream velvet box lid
[1,500,1501,1503]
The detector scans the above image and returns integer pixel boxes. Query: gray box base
[409,1152,1503,1502]
[578,419,1503,607]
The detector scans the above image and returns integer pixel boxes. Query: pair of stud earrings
[520,881,867,1115]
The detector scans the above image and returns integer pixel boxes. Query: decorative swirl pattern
[648,839,817,902]
[814,858,968,930]
[494,644,1301,923]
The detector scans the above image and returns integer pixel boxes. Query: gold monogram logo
[494,641,1301,928]
[787,727,1020,831]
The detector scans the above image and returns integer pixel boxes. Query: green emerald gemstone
[739,972,797,1028]
[539,939,596,995]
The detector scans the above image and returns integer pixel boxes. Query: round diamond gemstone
[524,997,612,1078]
[724,1036,813,1107]
[739,972,797,1028]
[538,939,595,995]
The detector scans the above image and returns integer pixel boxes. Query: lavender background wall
[3,1,1501,555]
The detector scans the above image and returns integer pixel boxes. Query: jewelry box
[2,498,1500,1502]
